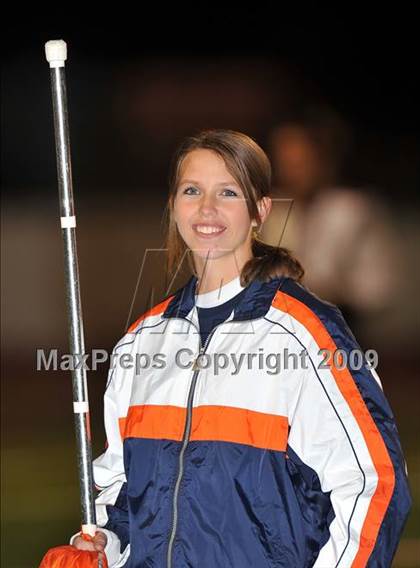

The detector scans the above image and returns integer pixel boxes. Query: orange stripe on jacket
[127,296,174,333]
[121,405,186,441]
[120,404,288,451]
[192,406,288,451]
[272,291,395,567]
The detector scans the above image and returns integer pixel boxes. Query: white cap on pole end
[45,40,67,68]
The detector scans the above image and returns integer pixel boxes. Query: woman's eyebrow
[178,179,201,186]
[216,181,239,187]
[178,179,239,187]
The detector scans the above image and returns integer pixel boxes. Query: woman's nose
[198,193,217,215]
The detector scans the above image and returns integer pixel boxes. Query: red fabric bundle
[39,544,108,567]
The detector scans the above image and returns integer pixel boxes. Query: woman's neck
[194,249,251,294]
[196,272,241,295]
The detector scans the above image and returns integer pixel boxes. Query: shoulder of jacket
[270,277,344,328]
[126,294,175,334]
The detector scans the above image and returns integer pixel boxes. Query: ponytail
[240,235,304,286]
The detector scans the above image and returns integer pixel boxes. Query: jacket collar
[162,274,286,322]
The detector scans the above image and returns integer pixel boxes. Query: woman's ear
[257,196,272,225]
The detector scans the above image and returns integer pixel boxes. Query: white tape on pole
[81,523,97,537]
[73,401,89,414]
[61,215,76,228]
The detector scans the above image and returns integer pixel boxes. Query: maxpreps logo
[36,347,378,376]
[36,348,166,372]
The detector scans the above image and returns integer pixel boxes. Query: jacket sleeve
[283,298,411,567]
[91,336,136,567]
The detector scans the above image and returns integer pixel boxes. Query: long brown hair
[162,129,304,286]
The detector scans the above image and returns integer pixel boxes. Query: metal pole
[44,40,97,537]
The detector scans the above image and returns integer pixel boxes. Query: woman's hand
[72,530,107,553]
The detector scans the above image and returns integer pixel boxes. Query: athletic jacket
[92,274,411,567]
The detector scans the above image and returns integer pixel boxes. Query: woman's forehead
[179,149,237,184]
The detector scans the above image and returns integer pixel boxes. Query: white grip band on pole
[61,215,76,228]
[81,523,97,537]
[45,40,67,68]
[73,401,89,414]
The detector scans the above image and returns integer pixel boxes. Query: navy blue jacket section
[279,278,412,567]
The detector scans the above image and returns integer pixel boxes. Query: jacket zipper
[166,317,217,568]
[166,313,264,567]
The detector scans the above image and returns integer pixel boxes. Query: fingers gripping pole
[45,39,97,537]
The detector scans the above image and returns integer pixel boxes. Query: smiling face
[173,149,267,278]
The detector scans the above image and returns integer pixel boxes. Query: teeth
[195,225,224,234]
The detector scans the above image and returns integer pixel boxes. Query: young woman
[72,130,411,567]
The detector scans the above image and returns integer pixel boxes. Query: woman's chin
[191,246,227,261]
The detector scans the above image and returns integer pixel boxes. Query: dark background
[2,20,419,566]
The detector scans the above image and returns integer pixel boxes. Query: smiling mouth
[192,224,226,237]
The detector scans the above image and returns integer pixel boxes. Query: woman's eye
[181,186,238,197]
[183,186,199,195]
[221,188,238,197]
